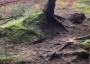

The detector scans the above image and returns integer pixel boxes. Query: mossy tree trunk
[44,0,67,31]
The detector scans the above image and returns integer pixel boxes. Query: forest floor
[0,0,90,64]
[4,6,90,64]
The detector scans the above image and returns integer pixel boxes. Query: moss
[67,38,75,43]
[0,55,16,61]
[83,39,90,48]
[0,17,27,29]
[81,34,90,48]
[0,11,42,29]
[0,9,44,43]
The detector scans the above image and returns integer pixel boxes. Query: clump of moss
[0,55,16,61]
[0,9,44,43]
[83,39,90,48]
[7,27,42,43]
[81,34,90,48]
[67,38,75,43]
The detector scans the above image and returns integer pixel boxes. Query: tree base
[46,17,68,32]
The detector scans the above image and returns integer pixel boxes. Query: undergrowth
[73,3,90,14]
[0,8,43,43]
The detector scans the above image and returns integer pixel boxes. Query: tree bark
[44,0,55,23]
[44,0,68,31]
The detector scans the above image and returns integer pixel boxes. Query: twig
[59,42,72,51]
[75,35,90,40]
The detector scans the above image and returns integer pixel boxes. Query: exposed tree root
[53,18,68,32]
[75,34,90,40]
[54,15,66,21]
[39,52,72,64]
[44,0,68,32]
[59,42,72,51]
[33,38,46,44]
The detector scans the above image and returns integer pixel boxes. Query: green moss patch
[0,55,16,61]
[83,39,90,48]
[0,9,44,43]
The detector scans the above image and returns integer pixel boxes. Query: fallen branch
[75,34,90,40]
[59,42,72,51]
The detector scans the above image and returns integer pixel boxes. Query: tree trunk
[44,0,56,23]
[44,0,68,31]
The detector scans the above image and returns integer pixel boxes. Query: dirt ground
[5,6,89,64]
[0,0,90,64]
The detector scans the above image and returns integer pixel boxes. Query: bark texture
[44,0,67,31]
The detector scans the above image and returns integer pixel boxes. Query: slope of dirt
[2,6,89,64]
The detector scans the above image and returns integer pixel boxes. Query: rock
[70,13,86,24]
